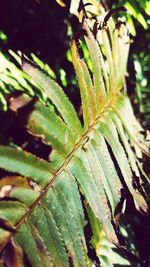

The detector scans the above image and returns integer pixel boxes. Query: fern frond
[0,5,149,267]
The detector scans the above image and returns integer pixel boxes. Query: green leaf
[125,2,148,29]
[44,172,87,267]
[22,59,82,141]
[114,96,150,157]
[0,51,46,110]
[0,201,27,250]
[29,205,69,267]
[27,102,74,155]
[110,112,140,177]
[15,223,53,267]
[10,188,40,206]
[69,154,120,245]
[0,146,53,186]
[83,22,106,112]
[71,40,96,129]
[0,201,27,225]
[91,129,122,215]
[98,114,148,213]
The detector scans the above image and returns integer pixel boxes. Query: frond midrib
[3,93,120,247]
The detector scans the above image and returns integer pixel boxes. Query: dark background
[0,0,70,71]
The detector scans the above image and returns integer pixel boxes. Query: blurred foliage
[110,0,150,34]
[134,51,150,126]
[110,0,150,128]
[0,49,58,110]
[0,0,69,69]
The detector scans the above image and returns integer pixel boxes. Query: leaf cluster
[0,2,149,267]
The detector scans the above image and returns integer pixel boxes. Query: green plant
[0,4,149,267]
[0,50,57,111]
[133,51,150,126]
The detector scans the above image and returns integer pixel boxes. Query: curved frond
[0,7,149,267]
